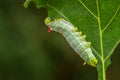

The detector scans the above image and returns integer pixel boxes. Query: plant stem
[97,61,106,80]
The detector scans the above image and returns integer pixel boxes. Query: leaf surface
[24,0,120,80]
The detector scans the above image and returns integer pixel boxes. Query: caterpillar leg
[83,62,87,65]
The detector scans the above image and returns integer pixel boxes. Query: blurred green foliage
[0,0,120,80]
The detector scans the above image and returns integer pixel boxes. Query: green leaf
[24,0,120,80]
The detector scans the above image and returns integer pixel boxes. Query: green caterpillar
[45,17,98,67]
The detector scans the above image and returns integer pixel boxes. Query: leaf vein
[78,0,98,19]
[91,46,101,59]
[102,6,120,32]
[105,39,120,61]
[47,4,70,22]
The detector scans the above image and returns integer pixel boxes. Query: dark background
[0,0,120,80]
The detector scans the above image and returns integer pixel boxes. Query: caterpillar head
[45,17,53,32]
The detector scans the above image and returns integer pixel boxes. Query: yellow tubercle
[58,18,63,20]
[93,58,98,65]
[82,34,86,39]
[87,42,91,47]
[54,19,57,21]
[79,31,82,35]
[45,17,51,25]
[54,18,63,21]
[74,27,78,31]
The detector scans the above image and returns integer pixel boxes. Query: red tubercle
[48,27,51,32]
